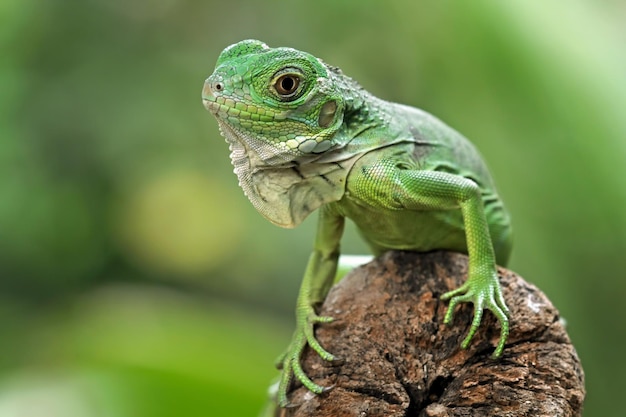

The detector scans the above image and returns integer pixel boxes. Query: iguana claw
[276,310,336,407]
[441,270,509,358]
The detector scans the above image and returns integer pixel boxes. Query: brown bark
[281,251,585,417]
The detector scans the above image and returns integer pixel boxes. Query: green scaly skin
[202,40,513,409]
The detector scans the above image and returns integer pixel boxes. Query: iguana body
[202,40,512,407]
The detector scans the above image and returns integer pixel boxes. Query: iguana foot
[275,309,336,407]
[441,270,509,357]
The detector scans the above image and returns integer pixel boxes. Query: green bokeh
[2,0,624,415]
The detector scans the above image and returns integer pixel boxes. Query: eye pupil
[281,77,295,92]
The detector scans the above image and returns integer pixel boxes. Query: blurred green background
[1,0,625,415]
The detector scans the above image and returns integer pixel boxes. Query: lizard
[201,39,513,408]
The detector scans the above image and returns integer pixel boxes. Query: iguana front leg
[276,207,345,406]
[391,168,510,357]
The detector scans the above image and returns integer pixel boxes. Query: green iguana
[202,40,513,408]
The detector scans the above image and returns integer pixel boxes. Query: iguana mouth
[201,91,222,116]
[202,82,281,123]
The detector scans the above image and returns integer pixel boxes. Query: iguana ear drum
[318,100,337,128]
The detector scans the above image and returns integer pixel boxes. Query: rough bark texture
[282,251,585,417]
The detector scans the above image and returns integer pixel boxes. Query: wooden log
[280,251,585,417]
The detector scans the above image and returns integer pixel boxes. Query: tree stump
[281,251,585,417]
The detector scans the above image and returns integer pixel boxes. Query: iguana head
[202,39,344,165]
[202,40,352,228]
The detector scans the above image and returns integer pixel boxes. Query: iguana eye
[273,73,301,99]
